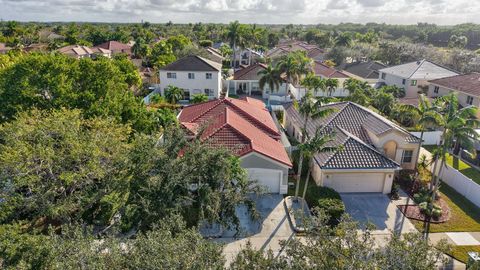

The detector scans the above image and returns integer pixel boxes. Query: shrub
[419,202,442,218]
[317,198,345,223]
[305,186,344,225]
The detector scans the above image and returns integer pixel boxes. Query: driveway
[213,194,295,265]
[341,193,417,235]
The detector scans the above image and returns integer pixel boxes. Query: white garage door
[246,168,282,193]
[325,173,385,193]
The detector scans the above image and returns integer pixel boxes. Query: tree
[301,73,325,97]
[324,78,339,97]
[0,109,132,227]
[448,34,468,49]
[343,78,372,106]
[380,85,406,98]
[164,85,184,104]
[371,90,395,116]
[150,40,176,68]
[226,21,244,68]
[334,32,353,47]
[277,51,312,94]
[191,93,209,103]
[258,65,282,94]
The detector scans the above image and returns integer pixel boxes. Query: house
[95,41,132,56]
[57,45,112,59]
[378,60,458,98]
[232,48,263,68]
[226,63,288,99]
[0,43,11,54]
[205,46,225,64]
[341,60,387,84]
[158,55,223,101]
[428,72,480,118]
[23,43,49,53]
[290,61,351,99]
[283,101,420,194]
[267,41,326,62]
[178,97,292,194]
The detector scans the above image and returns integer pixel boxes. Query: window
[434,86,439,94]
[467,95,474,105]
[381,72,386,80]
[411,80,417,86]
[204,88,214,96]
[183,90,190,100]
[402,79,406,85]
[402,150,413,163]
[188,73,195,79]
[206,73,213,79]
[167,72,176,79]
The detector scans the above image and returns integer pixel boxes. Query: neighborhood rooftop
[379,59,459,79]
[342,60,387,79]
[429,72,480,97]
[160,55,222,71]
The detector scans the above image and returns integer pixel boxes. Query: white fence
[421,147,480,208]
[411,131,443,145]
[268,95,292,103]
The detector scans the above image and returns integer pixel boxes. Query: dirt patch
[398,199,451,223]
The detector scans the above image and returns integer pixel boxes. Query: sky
[0,0,479,25]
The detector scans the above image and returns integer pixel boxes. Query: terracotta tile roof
[313,61,350,78]
[233,63,268,80]
[284,101,417,170]
[429,72,480,97]
[179,99,291,167]
[95,41,132,54]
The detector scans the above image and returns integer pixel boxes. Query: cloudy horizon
[0,0,478,25]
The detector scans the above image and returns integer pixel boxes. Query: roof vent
[416,61,421,65]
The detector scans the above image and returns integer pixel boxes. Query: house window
[188,73,195,79]
[402,79,406,85]
[167,72,176,79]
[206,73,213,79]
[411,80,417,86]
[204,88,214,96]
[381,72,386,80]
[183,90,190,100]
[434,86,439,94]
[467,95,474,105]
[402,150,413,163]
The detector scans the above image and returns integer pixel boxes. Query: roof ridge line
[189,99,224,123]
[322,102,349,127]
[407,59,425,78]
[226,99,280,138]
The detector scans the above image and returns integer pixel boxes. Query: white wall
[428,84,480,118]
[379,73,426,98]
[410,131,443,145]
[159,70,222,100]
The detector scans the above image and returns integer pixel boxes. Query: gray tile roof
[343,61,387,79]
[284,101,417,170]
[379,59,458,80]
[160,55,222,71]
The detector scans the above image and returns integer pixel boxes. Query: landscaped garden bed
[398,199,450,223]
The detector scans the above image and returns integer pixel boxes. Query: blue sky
[0,0,477,25]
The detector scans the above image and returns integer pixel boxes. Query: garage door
[325,173,385,193]
[246,168,282,193]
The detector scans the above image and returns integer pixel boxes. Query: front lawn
[422,145,480,185]
[411,184,480,233]
[448,245,480,264]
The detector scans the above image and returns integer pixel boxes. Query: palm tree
[258,65,282,94]
[299,128,338,201]
[324,78,339,97]
[226,21,244,68]
[425,93,479,239]
[294,91,335,199]
[164,85,184,104]
[247,24,263,65]
[277,51,312,96]
[191,93,209,104]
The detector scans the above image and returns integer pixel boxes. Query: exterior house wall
[159,70,222,100]
[379,73,427,98]
[240,153,289,194]
[227,80,288,98]
[428,84,480,118]
[290,77,349,100]
[316,168,395,194]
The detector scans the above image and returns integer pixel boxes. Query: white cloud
[0,0,478,24]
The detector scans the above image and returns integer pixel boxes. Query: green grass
[412,184,480,232]
[448,245,480,263]
[422,145,480,185]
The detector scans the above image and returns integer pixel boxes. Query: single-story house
[378,59,459,98]
[428,72,480,118]
[283,101,420,194]
[341,60,387,84]
[178,97,292,194]
[57,45,112,59]
[267,41,326,62]
[95,41,132,56]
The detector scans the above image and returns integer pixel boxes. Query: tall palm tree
[294,91,335,199]
[324,78,339,97]
[425,93,479,239]
[277,51,312,96]
[247,24,263,65]
[299,129,338,200]
[258,65,281,94]
[301,73,326,97]
[164,85,184,104]
[226,21,244,68]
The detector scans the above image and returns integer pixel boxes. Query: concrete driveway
[213,194,295,265]
[341,193,417,235]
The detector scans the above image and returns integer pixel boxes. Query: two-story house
[378,59,458,98]
[428,72,480,118]
[158,55,223,101]
[283,101,420,194]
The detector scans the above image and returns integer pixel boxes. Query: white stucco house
[178,97,292,194]
[283,101,420,194]
[158,55,223,101]
[378,59,459,98]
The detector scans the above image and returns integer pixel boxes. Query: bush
[419,202,442,218]
[305,186,344,225]
[317,198,345,223]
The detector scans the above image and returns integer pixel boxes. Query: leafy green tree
[0,109,132,227]
[166,34,192,55]
[156,108,178,129]
[371,90,395,116]
[112,54,142,88]
[164,85,184,104]
[324,78,339,97]
[334,32,353,47]
[258,65,282,93]
[379,85,405,98]
[191,93,209,104]
[277,51,312,93]
[150,40,176,68]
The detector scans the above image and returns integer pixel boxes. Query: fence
[410,131,443,145]
[421,147,480,208]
